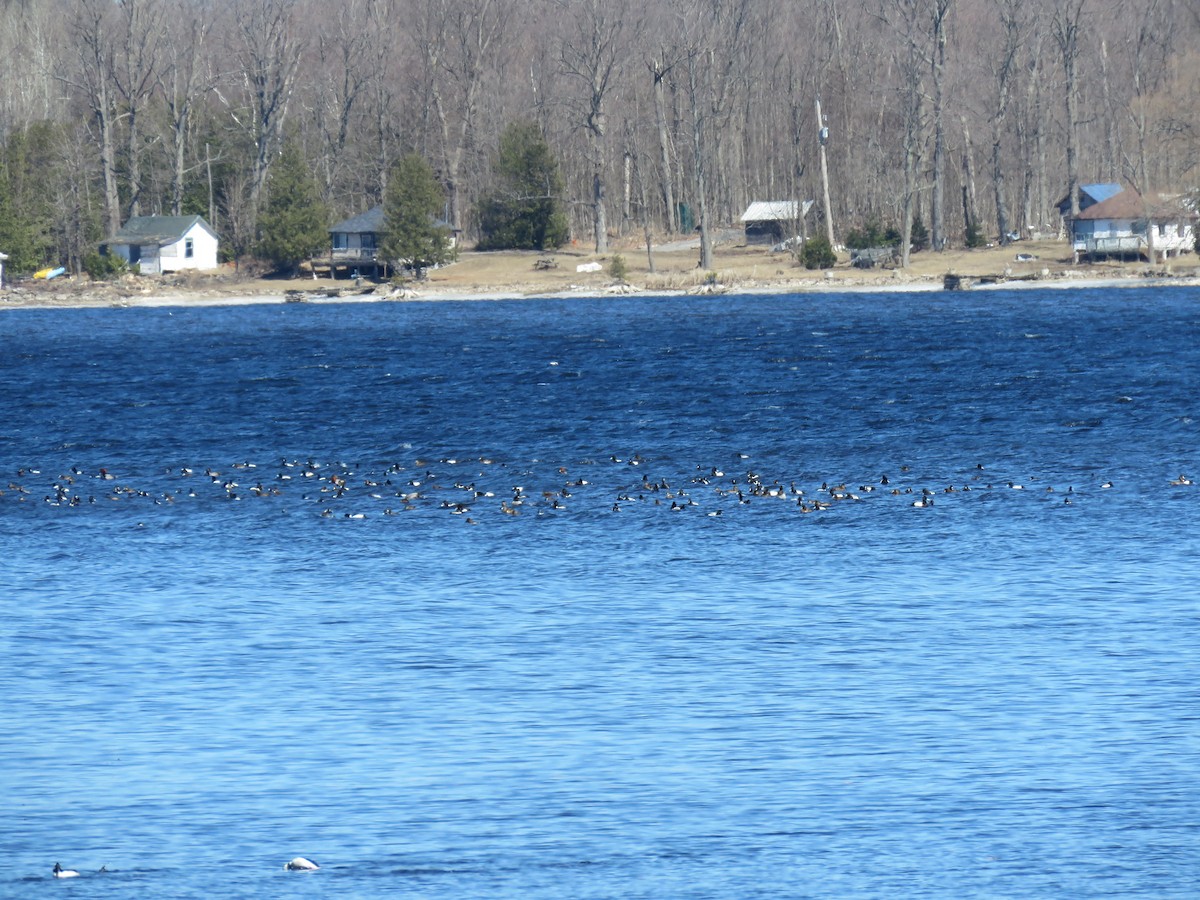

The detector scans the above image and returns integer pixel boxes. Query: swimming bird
[53,863,80,879]
[284,857,319,871]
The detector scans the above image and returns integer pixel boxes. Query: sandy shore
[3,239,1198,310]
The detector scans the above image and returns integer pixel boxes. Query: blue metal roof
[1081,183,1123,205]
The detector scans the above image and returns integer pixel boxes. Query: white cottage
[101,215,219,274]
[1070,187,1195,264]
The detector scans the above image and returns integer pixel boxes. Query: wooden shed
[740,200,813,247]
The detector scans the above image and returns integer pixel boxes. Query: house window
[185,237,194,258]
[333,233,347,250]
[361,234,376,251]
[1158,223,1167,237]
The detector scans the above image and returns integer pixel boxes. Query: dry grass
[421,235,1199,295]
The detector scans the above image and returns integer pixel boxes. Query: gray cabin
[325,205,459,279]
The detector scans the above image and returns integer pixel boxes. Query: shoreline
[4,273,1198,311]
[3,241,1198,310]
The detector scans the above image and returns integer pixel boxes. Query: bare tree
[1050,0,1087,216]
[418,0,516,233]
[311,0,374,204]
[110,0,165,218]
[648,47,678,234]
[6,0,1200,262]
[160,0,217,216]
[62,0,121,234]
[559,0,637,253]
[674,0,751,271]
[221,0,306,225]
[988,0,1024,243]
[876,0,929,266]
[929,0,952,250]
[1119,0,1178,191]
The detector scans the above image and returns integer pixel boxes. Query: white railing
[330,247,378,260]
[1078,236,1145,254]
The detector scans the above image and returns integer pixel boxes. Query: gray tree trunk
[652,55,677,234]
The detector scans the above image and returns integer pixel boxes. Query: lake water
[2,287,1198,898]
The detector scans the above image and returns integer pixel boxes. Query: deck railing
[1076,236,1145,254]
[330,247,378,260]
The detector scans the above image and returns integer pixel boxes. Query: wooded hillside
[1,0,1197,273]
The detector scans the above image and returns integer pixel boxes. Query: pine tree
[256,139,329,277]
[476,122,569,251]
[380,153,455,275]
[0,127,55,273]
[801,235,837,269]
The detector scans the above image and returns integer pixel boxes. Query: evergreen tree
[0,162,30,272]
[476,121,569,251]
[380,153,455,275]
[0,125,57,273]
[964,219,985,248]
[800,235,837,269]
[910,214,930,252]
[256,138,329,276]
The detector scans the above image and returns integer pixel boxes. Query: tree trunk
[930,1,950,251]
[1052,0,1087,217]
[592,165,608,253]
[98,82,120,234]
[652,55,677,234]
[816,95,834,246]
[687,53,713,271]
[961,117,979,240]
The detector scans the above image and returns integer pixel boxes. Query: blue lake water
[2,287,1198,898]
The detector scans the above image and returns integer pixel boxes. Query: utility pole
[816,96,835,246]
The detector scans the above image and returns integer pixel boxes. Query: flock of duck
[4,454,1193,524]
[52,858,318,878]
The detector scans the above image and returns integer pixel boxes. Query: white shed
[102,215,219,274]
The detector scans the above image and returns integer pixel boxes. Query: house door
[129,245,141,264]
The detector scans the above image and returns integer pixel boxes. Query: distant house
[1067,186,1196,263]
[740,200,813,247]
[101,215,218,275]
[329,206,385,267]
[326,205,460,278]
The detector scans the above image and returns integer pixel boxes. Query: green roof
[105,215,216,246]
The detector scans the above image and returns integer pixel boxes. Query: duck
[284,857,319,871]
[53,863,80,879]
